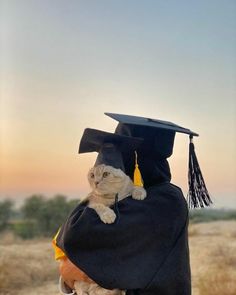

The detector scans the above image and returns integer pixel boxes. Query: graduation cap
[79,128,143,173]
[105,112,212,209]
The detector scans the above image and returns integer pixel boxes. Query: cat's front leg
[89,203,116,224]
[132,186,147,200]
[74,281,90,295]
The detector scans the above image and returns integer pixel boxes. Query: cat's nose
[95,181,99,186]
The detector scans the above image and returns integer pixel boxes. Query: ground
[0,221,236,295]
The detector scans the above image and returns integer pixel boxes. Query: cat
[86,164,147,224]
[73,164,147,295]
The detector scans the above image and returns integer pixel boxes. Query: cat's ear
[87,167,95,178]
[112,168,125,178]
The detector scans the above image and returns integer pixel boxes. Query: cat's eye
[90,173,95,178]
[103,172,110,178]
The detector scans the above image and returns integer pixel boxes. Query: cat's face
[88,164,127,195]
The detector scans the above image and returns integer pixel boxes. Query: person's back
[56,181,191,294]
[133,182,191,295]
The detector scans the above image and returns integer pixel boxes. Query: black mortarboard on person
[105,112,212,209]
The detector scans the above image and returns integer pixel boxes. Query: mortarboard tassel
[187,135,213,208]
[133,151,144,187]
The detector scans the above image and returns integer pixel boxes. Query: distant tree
[40,195,80,236]
[39,195,70,236]
[0,199,14,231]
[16,195,46,238]
[18,194,80,238]
[189,208,236,223]
[21,194,45,220]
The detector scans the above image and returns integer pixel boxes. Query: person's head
[115,123,173,187]
[105,112,212,208]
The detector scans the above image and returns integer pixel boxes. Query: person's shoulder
[144,182,188,224]
[147,182,188,209]
[147,182,183,195]
[168,182,184,196]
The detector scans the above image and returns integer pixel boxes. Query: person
[55,113,212,295]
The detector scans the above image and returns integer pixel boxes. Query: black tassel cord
[114,193,120,223]
[187,136,213,209]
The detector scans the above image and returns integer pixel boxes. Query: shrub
[17,195,80,238]
[12,220,39,239]
[0,199,14,231]
[189,209,236,224]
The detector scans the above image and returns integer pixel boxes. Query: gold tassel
[133,151,143,187]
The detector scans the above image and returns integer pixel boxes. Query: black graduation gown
[56,182,191,295]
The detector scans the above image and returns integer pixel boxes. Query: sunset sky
[1,0,236,208]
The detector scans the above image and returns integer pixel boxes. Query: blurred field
[189,221,236,295]
[0,221,236,295]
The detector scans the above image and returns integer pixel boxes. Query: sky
[1,0,236,208]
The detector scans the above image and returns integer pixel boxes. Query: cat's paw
[100,208,116,224]
[132,186,147,200]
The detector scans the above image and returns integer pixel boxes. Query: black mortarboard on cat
[105,112,212,209]
[79,128,143,172]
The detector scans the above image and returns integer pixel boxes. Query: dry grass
[198,243,236,295]
[190,221,236,295]
[212,245,236,268]
[0,221,236,295]
[197,245,236,295]
[188,225,199,237]
[230,230,236,238]
[198,268,236,295]
[0,232,58,294]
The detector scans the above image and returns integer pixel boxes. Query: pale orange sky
[1,0,236,208]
